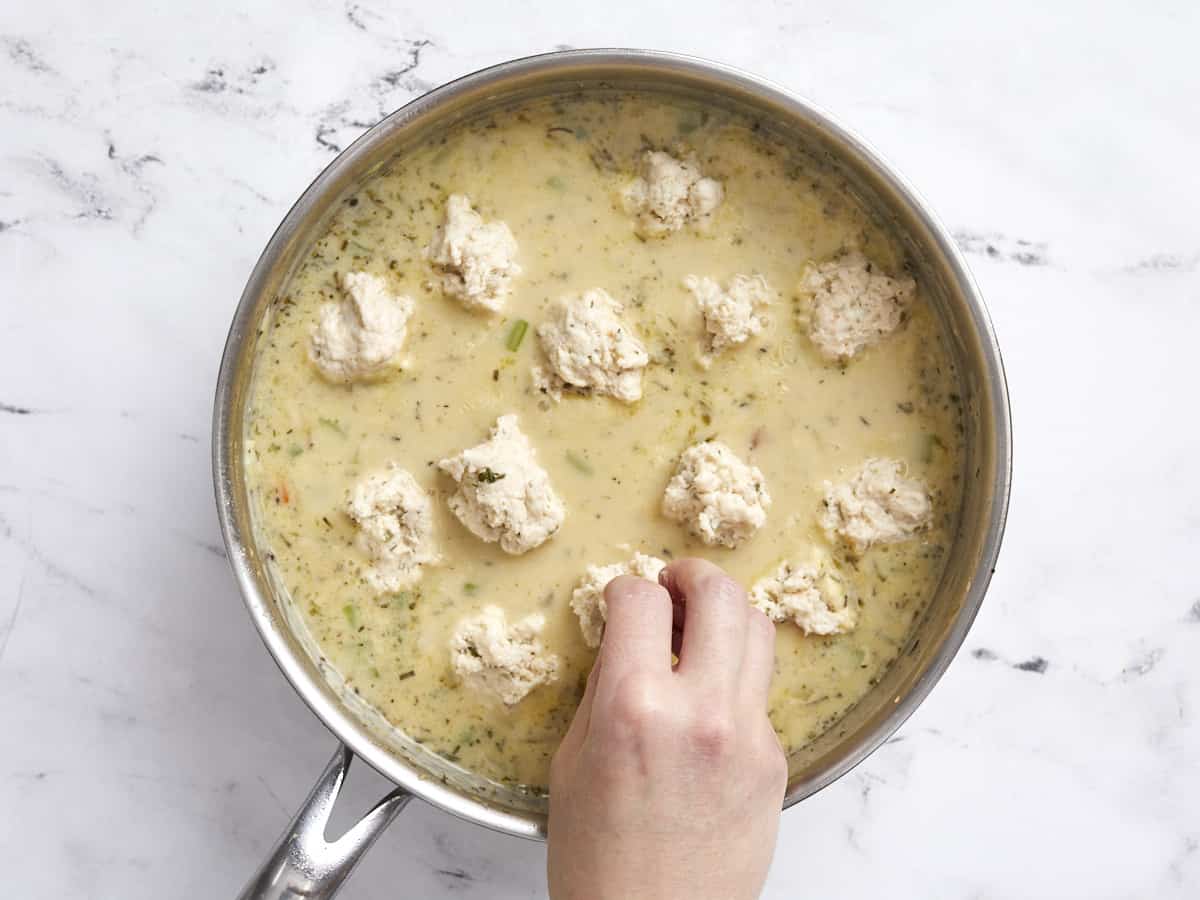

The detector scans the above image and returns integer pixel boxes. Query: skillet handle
[236,744,412,900]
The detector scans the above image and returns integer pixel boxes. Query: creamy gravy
[244,92,965,790]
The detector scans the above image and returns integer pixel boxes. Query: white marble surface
[2,1,1198,897]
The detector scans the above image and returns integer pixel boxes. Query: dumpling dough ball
[622,150,723,238]
[750,552,856,636]
[570,552,668,648]
[308,271,414,382]
[449,606,561,705]
[662,440,772,548]
[425,194,521,312]
[820,457,932,553]
[437,414,566,555]
[532,288,650,403]
[345,466,440,595]
[799,251,916,362]
[684,273,773,367]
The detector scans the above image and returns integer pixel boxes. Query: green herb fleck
[505,319,529,352]
[287,444,304,458]
[342,604,359,629]
[319,417,345,435]
[677,110,707,134]
[546,175,567,191]
[477,468,506,484]
[565,450,594,475]
[922,433,947,463]
[463,582,479,595]
[267,443,282,453]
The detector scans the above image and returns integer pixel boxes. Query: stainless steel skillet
[213,48,1012,899]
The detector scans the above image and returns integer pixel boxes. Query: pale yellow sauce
[245,92,965,791]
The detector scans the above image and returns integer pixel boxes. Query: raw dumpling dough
[799,251,916,361]
[308,271,414,382]
[437,415,566,554]
[346,465,440,594]
[662,440,771,548]
[532,288,650,403]
[750,552,856,635]
[622,150,723,238]
[425,194,521,312]
[449,606,561,705]
[820,457,932,552]
[684,273,772,367]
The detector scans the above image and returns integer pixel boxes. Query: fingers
[599,574,674,676]
[659,558,748,683]
[740,607,777,707]
[557,649,603,758]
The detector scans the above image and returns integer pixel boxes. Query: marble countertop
[2,1,1198,897]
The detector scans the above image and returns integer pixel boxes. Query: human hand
[547,558,787,900]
